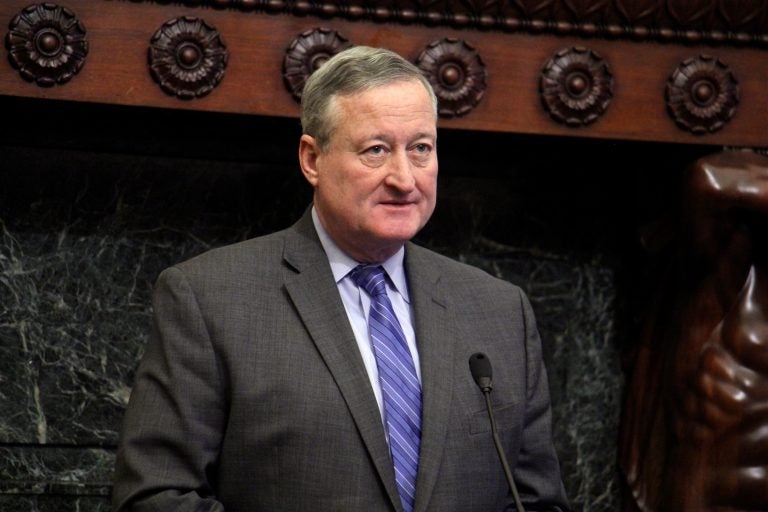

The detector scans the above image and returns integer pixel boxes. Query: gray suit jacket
[113,210,569,511]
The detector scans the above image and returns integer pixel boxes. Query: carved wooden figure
[621,151,768,511]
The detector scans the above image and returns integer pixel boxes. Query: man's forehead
[333,79,432,105]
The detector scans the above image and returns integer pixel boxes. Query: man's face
[300,79,438,263]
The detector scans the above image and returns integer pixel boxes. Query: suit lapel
[281,212,403,511]
[405,244,455,512]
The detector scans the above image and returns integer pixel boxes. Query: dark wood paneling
[0,0,766,147]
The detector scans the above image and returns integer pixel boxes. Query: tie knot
[350,264,388,297]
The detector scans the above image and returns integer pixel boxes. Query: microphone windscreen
[469,352,493,390]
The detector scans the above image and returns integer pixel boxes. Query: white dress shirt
[311,207,422,422]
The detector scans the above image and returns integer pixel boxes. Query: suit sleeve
[112,266,227,512]
[509,289,571,512]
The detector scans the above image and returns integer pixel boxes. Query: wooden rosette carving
[283,28,352,102]
[415,38,487,118]
[148,17,228,100]
[539,46,613,127]
[666,55,739,135]
[5,3,88,87]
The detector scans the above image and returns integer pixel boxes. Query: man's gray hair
[300,46,438,151]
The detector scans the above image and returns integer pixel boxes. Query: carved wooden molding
[5,3,88,87]
[539,47,613,127]
[666,55,739,135]
[148,17,228,100]
[283,28,352,102]
[620,151,768,511]
[416,38,487,118]
[128,0,768,47]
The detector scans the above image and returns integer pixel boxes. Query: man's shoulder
[177,229,288,273]
[406,243,519,292]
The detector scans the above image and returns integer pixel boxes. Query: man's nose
[385,151,417,190]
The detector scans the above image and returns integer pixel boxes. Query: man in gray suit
[113,46,569,511]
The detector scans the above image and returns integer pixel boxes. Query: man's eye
[413,143,430,153]
[367,145,385,155]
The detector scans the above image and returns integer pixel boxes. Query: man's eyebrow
[411,132,437,141]
[352,131,436,145]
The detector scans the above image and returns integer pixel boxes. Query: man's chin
[373,224,422,243]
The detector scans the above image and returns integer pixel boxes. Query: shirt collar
[311,206,410,303]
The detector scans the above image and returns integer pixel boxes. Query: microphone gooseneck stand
[469,352,526,512]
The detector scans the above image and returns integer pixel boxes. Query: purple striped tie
[350,264,421,512]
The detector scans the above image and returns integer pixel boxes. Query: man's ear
[299,134,320,187]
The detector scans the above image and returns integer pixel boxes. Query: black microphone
[468,353,526,512]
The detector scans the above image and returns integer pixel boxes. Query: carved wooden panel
[0,0,766,147]
[665,55,739,134]
[539,47,613,127]
[613,0,662,24]
[282,28,351,102]
[124,0,768,46]
[148,17,228,99]
[5,3,88,86]
[415,38,487,118]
